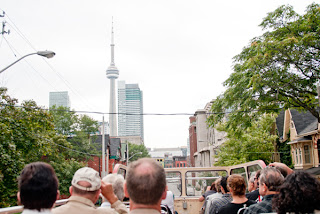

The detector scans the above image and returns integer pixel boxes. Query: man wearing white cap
[53,167,127,214]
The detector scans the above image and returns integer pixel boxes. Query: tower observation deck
[106,20,119,137]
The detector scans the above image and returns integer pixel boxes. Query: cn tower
[106,20,119,137]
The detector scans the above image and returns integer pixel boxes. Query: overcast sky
[0,0,316,149]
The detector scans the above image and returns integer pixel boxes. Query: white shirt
[22,209,52,214]
[100,201,111,208]
[161,191,174,213]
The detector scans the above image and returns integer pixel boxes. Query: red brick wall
[175,160,187,167]
[88,156,126,176]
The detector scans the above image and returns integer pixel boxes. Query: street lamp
[128,152,142,163]
[0,50,55,74]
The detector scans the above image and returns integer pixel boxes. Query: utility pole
[0,11,10,35]
[102,116,106,177]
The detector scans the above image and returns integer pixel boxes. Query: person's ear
[69,186,73,195]
[124,181,129,198]
[17,192,21,205]
[262,183,267,192]
[94,189,101,203]
[229,187,233,193]
[161,188,167,200]
[57,190,60,200]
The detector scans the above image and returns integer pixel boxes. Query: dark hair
[210,182,216,191]
[126,158,166,205]
[18,162,58,211]
[228,174,246,196]
[273,171,320,214]
[255,170,261,179]
[220,176,229,193]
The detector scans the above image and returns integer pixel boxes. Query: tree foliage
[0,88,85,207]
[128,142,150,162]
[214,114,277,166]
[208,3,320,134]
[49,105,78,135]
[50,106,100,159]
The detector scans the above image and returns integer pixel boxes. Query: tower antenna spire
[110,16,115,65]
[106,17,119,137]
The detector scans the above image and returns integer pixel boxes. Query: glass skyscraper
[118,81,144,141]
[49,91,70,108]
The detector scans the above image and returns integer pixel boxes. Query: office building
[118,81,144,141]
[49,91,70,108]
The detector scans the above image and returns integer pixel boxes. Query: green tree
[78,114,99,146]
[214,114,277,166]
[128,142,150,162]
[79,114,99,136]
[49,105,78,135]
[49,107,100,160]
[208,3,320,134]
[0,88,84,207]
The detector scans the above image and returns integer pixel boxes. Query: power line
[2,10,96,112]
[48,138,99,156]
[0,103,288,116]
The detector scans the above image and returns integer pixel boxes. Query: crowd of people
[16,158,171,214]
[201,162,320,214]
[15,159,320,214]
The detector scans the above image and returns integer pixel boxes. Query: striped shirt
[208,194,232,214]
[243,194,275,214]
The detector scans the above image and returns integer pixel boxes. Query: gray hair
[215,178,222,193]
[249,174,256,183]
[259,167,284,191]
[102,174,125,201]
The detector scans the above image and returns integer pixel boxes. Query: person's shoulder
[217,202,236,214]
[246,200,256,206]
[95,207,119,214]
[52,205,68,214]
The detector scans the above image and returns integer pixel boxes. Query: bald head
[126,158,166,205]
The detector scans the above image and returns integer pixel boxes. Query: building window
[299,148,302,164]
[304,145,311,164]
[295,149,299,164]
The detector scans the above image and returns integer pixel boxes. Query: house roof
[110,138,121,158]
[91,135,122,159]
[91,134,110,152]
[290,109,318,135]
[287,136,312,144]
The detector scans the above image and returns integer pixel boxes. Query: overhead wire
[0,103,299,157]
[1,37,60,90]
[3,36,17,56]
[0,103,289,116]
[2,11,96,111]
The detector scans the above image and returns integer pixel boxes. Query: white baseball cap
[71,167,101,191]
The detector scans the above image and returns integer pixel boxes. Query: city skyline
[0,0,315,148]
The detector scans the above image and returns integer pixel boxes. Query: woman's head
[227,174,246,196]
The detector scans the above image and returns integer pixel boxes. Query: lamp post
[128,152,142,164]
[0,50,55,74]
